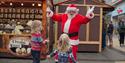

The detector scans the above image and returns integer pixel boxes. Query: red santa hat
[66,4,79,12]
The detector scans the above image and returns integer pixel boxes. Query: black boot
[55,61,58,63]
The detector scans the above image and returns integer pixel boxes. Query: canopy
[111,2,125,17]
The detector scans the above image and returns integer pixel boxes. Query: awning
[111,2,125,17]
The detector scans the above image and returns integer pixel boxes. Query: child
[27,20,44,63]
[47,33,78,63]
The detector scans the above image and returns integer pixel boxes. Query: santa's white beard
[68,13,76,19]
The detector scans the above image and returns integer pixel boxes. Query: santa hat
[66,4,79,11]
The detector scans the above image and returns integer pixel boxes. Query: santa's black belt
[63,32,78,37]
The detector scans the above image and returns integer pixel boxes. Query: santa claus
[47,4,95,63]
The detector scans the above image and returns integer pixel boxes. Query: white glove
[46,7,53,17]
[47,7,51,12]
[86,6,95,19]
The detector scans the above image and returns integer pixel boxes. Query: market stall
[0,0,48,58]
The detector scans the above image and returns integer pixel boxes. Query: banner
[8,37,31,57]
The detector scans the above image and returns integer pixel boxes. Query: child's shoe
[55,61,58,63]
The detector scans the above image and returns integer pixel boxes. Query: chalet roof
[52,0,114,8]
[0,0,114,10]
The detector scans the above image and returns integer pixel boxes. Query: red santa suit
[52,13,90,58]
[47,4,94,62]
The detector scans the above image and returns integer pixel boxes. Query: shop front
[0,0,114,58]
[0,0,48,58]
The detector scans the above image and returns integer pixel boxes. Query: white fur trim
[64,18,72,33]
[77,9,79,12]
[67,7,77,11]
[69,39,79,45]
[86,12,94,19]
[65,8,79,14]
[63,14,77,33]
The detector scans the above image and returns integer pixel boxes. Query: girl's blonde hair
[27,20,42,33]
[58,33,70,52]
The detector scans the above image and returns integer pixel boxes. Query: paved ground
[0,47,125,63]
[0,34,125,63]
[112,35,125,52]
[0,58,125,63]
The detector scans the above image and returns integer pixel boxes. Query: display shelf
[0,8,42,19]
[0,7,42,34]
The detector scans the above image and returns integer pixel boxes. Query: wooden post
[42,0,47,38]
[41,0,47,59]
[99,8,103,52]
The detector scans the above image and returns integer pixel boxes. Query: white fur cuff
[86,13,94,19]
[69,39,79,45]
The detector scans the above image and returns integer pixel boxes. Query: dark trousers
[119,33,125,45]
[31,50,41,63]
[102,32,106,49]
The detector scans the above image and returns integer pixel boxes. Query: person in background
[107,21,114,47]
[102,18,107,50]
[118,19,125,47]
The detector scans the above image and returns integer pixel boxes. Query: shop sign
[117,8,123,14]
[111,2,125,17]
[8,37,31,57]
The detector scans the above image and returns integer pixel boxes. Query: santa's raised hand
[46,7,53,17]
[86,6,95,19]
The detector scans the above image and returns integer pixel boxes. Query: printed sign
[8,37,31,57]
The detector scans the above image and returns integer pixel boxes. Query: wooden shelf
[0,33,31,36]
[0,7,42,20]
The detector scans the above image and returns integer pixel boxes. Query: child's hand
[43,39,49,44]
[47,55,50,59]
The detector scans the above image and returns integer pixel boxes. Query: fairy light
[21,3,24,6]
[32,3,35,6]
[38,3,41,7]
[10,3,12,6]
